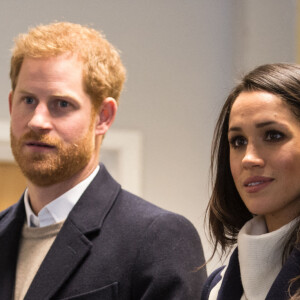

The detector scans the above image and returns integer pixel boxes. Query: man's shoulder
[94,164,192,224]
[0,203,16,217]
[114,189,207,298]
[113,188,201,242]
[117,188,167,214]
[0,202,19,227]
[117,188,188,222]
[88,164,200,238]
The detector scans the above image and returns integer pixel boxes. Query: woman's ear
[95,97,118,136]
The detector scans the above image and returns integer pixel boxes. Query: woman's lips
[243,176,274,193]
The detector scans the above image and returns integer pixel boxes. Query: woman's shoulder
[201,266,225,300]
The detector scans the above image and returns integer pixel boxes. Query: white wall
[234,0,297,75]
[0,0,297,274]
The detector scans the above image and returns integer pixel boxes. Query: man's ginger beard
[10,123,96,187]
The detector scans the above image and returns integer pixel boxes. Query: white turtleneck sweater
[238,216,297,300]
[208,216,298,300]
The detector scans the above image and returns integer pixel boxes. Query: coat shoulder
[116,188,197,233]
[0,203,18,224]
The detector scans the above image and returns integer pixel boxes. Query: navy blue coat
[0,164,206,299]
[202,247,300,300]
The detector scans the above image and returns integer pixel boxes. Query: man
[0,22,206,299]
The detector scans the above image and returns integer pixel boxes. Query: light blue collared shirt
[24,165,100,227]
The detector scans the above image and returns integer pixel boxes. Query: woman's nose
[241,145,265,169]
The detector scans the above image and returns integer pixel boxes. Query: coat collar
[67,163,121,234]
[0,163,121,299]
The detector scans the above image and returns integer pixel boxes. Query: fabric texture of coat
[0,163,206,299]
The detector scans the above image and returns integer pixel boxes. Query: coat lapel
[25,164,121,299]
[217,248,243,300]
[24,219,93,299]
[0,197,26,299]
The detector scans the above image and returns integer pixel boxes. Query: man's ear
[8,91,13,115]
[95,97,118,136]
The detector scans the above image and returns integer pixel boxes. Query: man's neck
[27,163,98,215]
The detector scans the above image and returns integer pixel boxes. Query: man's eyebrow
[18,89,35,95]
[228,121,279,133]
[17,90,74,99]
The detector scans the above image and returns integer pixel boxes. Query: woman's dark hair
[207,63,300,258]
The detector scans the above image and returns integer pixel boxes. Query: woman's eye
[229,136,247,149]
[265,130,284,141]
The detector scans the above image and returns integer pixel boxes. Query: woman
[202,63,300,300]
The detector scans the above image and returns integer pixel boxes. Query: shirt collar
[24,165,100,227]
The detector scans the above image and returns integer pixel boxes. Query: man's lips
[243,176,274,193]
[25,141,56,149]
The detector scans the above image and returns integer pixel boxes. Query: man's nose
[27,103,52,133]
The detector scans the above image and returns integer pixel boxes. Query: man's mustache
[18,131,61,147]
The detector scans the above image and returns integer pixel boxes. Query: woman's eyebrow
[228,121,282,133]
[255,121,276,128]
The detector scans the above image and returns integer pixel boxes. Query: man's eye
[58,100,69,108]
[229,136,247,149]
[24,97,35,104]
